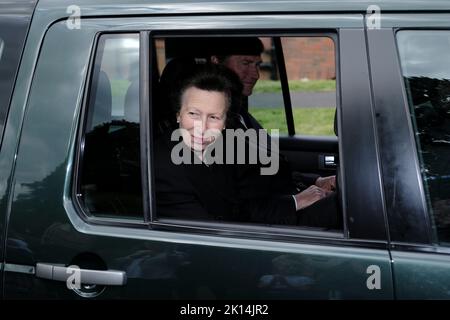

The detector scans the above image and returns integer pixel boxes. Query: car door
[368,13,450,299]
[2,3,393,299]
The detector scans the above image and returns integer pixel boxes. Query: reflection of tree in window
[405,76,450,243]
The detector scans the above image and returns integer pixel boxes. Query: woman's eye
[188,112,199,117]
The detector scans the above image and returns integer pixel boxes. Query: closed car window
[77,34,143,220]
[397,30,450,245]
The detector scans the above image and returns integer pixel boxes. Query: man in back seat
[209,37,339,226]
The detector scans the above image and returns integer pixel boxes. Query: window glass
[397,30,450,244]
[78,34,142,219]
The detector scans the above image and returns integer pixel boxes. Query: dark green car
[1,0,450,300]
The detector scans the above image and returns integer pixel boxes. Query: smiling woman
[177,87,227,153]
[153,62,242,221]
[152,58,339,228]
[172,64,235,155]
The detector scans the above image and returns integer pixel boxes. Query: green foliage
[249,107,335,136]
[110,79,131,98]
[253,79,335,93]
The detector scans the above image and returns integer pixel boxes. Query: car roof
[36,0,450,16]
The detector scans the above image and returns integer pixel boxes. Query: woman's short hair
[171,63,243,121]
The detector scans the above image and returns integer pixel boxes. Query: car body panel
[392,250,450,299]
[0,13,394,299]
[367,14,450,298]
[1,0,449,300]
[35,0,450,17]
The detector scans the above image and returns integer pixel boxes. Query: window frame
[73,31,149,227]
[365,27,432,245]
[367,14,450,249]
[148,30,349,241]
[71,16,388,246]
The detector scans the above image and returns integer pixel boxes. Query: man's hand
[315,175,336,192]
[294,185,329,210]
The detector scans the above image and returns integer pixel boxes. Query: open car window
[150,35,342,233]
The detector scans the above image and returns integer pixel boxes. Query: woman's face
[177,86,227,151]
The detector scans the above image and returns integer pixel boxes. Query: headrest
[89,70,112,130]
[208,37,264,57]
[165,37,264,60]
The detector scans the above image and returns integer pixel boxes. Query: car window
[75,33,342,232]
[397,30,450,245]
[246,37,288,134]
[248,37,336,137]
[77,33,143,220]
[282,36,336,136]
[151,35,342,232]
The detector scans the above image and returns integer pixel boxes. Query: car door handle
[36,263,127,286]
